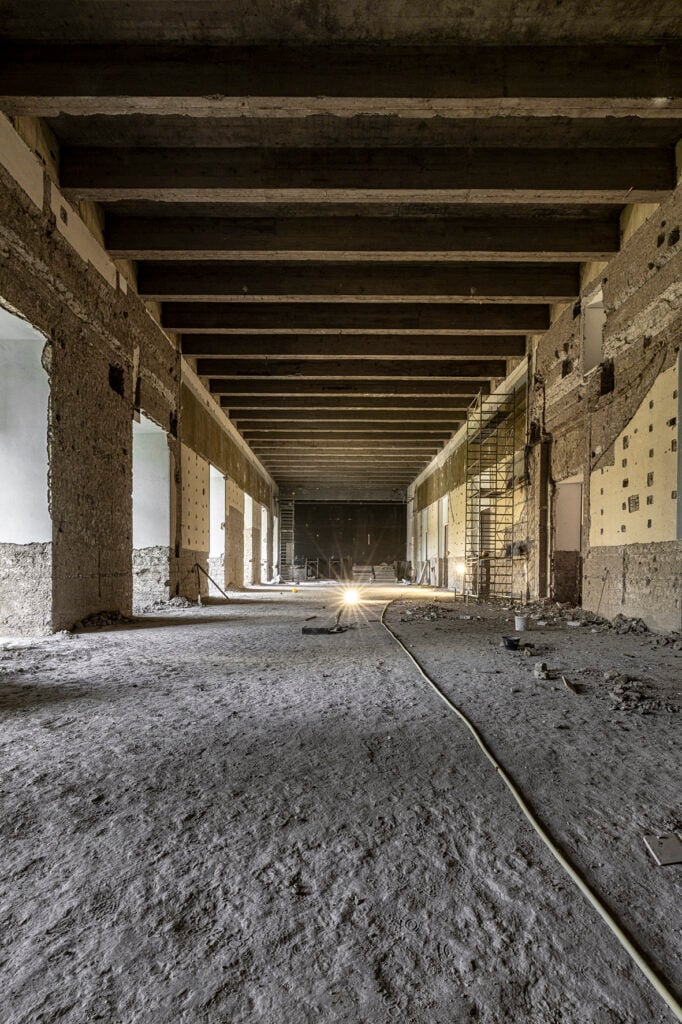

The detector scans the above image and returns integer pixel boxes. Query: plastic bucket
[514,614,527,632]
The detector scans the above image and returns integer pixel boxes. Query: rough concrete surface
[0,541,52,635]
[207,554,226,597]
[583,540,682,633]
[133,545,171,608]
[0,585,680,1023]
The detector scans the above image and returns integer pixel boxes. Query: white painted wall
[209,465,226,558]
[243,493,254,583]
[0,308,51,544]
[260,504,269,569]
[132,415,170,548]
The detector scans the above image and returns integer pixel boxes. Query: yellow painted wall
[226,478,244,513]
[181,443,210,551]
[590,362,679,546]
[446,483,467,562]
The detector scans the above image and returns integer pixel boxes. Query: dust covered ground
[0,584,680,1023]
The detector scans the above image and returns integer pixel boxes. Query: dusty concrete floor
[0,584,680,1024]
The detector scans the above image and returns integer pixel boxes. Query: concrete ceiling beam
[167,303,546,333]
[199,359,506,378]
[250,439,440,448]
[3,44,681,118]
[209,380,490,396]
[106,214,620,261]
[61,146,675,203]
[232,411,463,423]
[140,261,579,302]
[182,335,525,358]
[219,396,474,410]
[243,428,450,437]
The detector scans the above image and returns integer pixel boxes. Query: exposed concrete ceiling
[2,1,682,44]
[1,3,681,492]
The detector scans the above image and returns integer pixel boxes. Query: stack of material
[373,564,397,584]
[353,565,375,584]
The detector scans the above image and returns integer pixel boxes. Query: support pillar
[176,443,209,601]
[225,478,245,589]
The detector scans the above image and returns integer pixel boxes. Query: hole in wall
[108,364,125,397]
[600,361,614,395]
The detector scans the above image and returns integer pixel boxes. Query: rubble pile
[71,610,133,630]
[606,672,678,715]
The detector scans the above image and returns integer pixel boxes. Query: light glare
[344,589,360,605]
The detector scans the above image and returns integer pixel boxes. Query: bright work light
[344,589,360,606]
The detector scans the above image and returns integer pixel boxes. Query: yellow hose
[380,600,682,1023]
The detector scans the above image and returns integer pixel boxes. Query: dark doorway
[294,502,406,574]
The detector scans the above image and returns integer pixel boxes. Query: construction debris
[607,676,678,715]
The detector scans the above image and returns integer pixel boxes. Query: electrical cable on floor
[379,600,682,1023]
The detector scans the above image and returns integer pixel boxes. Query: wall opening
[552,477,583,605]
[438,494,448,587]
[582,288,605,374]
[208,465,226,595]
[272,511,279,580]
[0,306,52,634]
[260,504,269,583]
[243,492,256,585]
[293,502,406,581]
[132,414,171,607]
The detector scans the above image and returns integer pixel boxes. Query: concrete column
[0,309,52,634]
[527,438,552,600]
[132,415,171,607]
[49,330,133,630]
[177,443,209,601]
[225,478,244,589]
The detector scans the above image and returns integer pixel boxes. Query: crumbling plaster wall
[530,185,682,630]
[0,114,274,629]
[0,116,180,628]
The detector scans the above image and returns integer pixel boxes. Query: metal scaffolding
[279,499,295,581]
[464,388,524,601]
